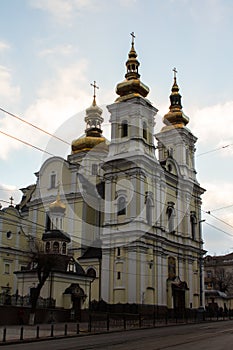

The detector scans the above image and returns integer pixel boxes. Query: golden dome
[162,70,189,131]
[71,128,108,154]
[49,192,66,213]
[115,34,149,102]
[71,87,108,154]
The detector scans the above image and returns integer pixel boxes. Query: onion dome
[115,32,150,102]
[49,188,66,214]
[71,82,108,154]
[162,68,189,130]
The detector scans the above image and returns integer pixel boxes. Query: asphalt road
[1,320,233,350]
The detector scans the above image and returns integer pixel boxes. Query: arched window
[45,242,50,253]
[167,202,175,233]
[121,120,128,137]
[143,121,147,140]
[146,197,153,226]
[190,212,197,240]
[117,196,126,216]
[62,242,66,254]
[87,267,96,278]
[53,241,59,253]
[168,256,176,279]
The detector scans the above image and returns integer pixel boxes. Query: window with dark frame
[50,173,56,188]
[117,196,126,216]
[121,121,128,137]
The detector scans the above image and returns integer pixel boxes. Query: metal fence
[1,309,233,344]
[0,293,55,308]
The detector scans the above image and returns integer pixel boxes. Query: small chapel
[1,34,206,317]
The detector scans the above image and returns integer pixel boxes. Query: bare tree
[29,252,70,325]
[213,268,233,294]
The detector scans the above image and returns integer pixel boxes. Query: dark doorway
[173,288,185,318]
[72,297,81,320]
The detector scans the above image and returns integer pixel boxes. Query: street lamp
[199,219,206,308]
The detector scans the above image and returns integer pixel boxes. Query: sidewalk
[0,316,219,345]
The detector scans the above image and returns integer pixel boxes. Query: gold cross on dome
[90,80,99,100]
[173,67,178,79]
[130,31,135,44]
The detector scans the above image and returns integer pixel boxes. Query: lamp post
[89,277,95,310]
[199,219,206,308]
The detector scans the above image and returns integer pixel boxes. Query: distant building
[204,253,233,311]
[204,253,233,294]
[0,201,31,297]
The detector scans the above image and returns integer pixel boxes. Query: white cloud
[190,101,233,157]
[0,183,21,207]
[39,44,76,57]
[0,40,10,51]
[202,181,233,255]
[26,60,91,128]
[29,0,98,22]
[118,0,137,6]
[0,60,92,160]
[0,65,21,159]
[203,182,233,211]
[0,66,20,101]
[202,182,233,230]
[29,0,136,22]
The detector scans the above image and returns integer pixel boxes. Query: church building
[1,35,206,315]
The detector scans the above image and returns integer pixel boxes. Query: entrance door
[73,297,81,320]
[173,289,185,318]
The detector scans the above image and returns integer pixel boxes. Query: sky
[0,0,233,256]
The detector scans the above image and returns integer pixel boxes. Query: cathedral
[0,35,206,315]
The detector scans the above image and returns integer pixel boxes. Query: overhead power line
[0,130,54,156]
[207,204,233,212]
[1,106,233,159]
[0,107,70,145]
[197,143,233,157]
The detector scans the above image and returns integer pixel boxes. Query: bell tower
[107,33,158,159]
[156,69,198,181]
[101,34,162,304]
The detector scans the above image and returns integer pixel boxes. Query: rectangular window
[92,164,98,175]
[117,271,121,280]
[4,263,10,274]
[50,174,56,188]
[117,247,121,257]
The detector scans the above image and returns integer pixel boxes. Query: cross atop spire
[130,31,135,45]
[90,80,99,105]
[173,67,177,79]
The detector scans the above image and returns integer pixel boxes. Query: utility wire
[205,222,233,239]
[197,143,233,157]
[1,106,233,160]
[0,130,54,156]
[207,204,233,213]
[205,211,233,230]
[0,107,70,145]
